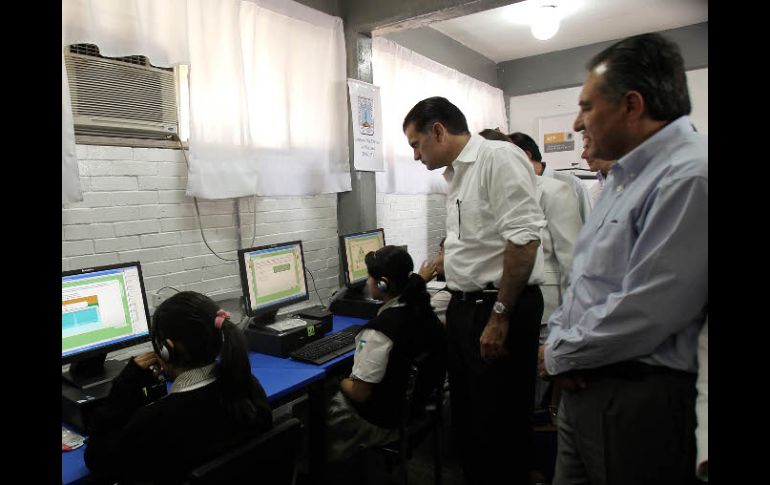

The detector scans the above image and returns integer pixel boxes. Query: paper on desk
[426,280,447,290]
[265,318,307,332]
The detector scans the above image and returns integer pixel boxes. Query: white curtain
[62,0,191,203]
[372,36,508,194]
[61,0,350,202]
[62,48,81,204]
[187,0,350,198]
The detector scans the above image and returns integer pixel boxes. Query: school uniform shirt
[350,297,447,429]
[442,134,546,292]
[84,359,272,485]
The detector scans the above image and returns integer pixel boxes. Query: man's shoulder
[540,175,572,193]
[656,132,708,184]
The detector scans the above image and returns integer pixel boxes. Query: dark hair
[152,291,262,425]
[508,132,543,162]
[588,32,691,121]
[478,128,512,143]
[365,245,433,316]
[402,96,470,135]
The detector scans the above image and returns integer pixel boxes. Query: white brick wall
[62,145,341,311]
[376,193,447,267]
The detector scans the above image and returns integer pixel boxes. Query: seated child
[84,291,273,484]
[326,245,447,464]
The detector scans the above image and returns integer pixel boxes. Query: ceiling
[430,0,709,63]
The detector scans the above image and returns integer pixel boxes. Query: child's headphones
[153,329,174,363]
[377,277,389,293]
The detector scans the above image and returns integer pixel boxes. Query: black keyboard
[290,325,363,365]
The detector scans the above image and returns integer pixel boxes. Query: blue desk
[62,315,366,485]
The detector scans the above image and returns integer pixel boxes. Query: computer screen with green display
[62,262,152,389]
[238,240,309,325]
[340,228,385,288]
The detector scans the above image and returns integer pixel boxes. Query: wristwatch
[492,301,508,316]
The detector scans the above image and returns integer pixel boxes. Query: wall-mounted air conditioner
[64,45,179,138]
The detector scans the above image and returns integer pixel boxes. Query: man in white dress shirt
[403,98,546,484]
[510,132,593,223]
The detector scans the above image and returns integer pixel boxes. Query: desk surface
[62,315,366,485]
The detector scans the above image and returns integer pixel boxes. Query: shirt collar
[454,133,483,164]
[443,133,483,183]
[596,170,606,184]
[377,295,404,316]
[170,363,217,394]
[611,116,693,185]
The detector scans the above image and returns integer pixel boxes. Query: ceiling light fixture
[530,4,560,41]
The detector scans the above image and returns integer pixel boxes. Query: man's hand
[538,345,586,391]
[418,259,438,282]
[480,312,509,362]
[538,344,548,378]
[552,374,587,392]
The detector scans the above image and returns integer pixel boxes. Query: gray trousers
[553,367,698,485]
[325,390,398,463]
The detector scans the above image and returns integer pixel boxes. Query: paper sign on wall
[347,79,384,171]
[538,113,587,170]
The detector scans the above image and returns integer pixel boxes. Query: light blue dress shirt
[545,116,708,375]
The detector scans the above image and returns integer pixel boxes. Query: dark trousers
[446,285,543,485]
[554,364,698,485]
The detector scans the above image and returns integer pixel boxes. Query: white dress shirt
[543,166,593,224]
[536,176,582,326]
[442,134,546,292]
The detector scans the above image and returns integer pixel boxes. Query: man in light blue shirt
[539,33,707,485]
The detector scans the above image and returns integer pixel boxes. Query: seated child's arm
[340,377,374,403]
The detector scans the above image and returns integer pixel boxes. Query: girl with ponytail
[326,245,447,465]
[85,291,272,484]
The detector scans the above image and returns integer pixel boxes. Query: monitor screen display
[62,262,151,363]
[238,240,309,317]
[340,228,386,287]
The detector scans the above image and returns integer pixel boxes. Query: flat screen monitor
[339,228,386,288]
[62,262,152,389]
[238,240,309,325]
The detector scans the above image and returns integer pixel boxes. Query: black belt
[447,284,498,302]
[574,361,695,382]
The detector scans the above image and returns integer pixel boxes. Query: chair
[184,417,303,485]
[375,352,445,485]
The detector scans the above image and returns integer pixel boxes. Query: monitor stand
[62,353,124,390]
[248,308,279,329]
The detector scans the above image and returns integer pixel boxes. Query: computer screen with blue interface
[340,228,385,287]
[62,262,151,363]
[238,240,309,319]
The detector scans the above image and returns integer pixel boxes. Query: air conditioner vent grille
[64,45,179,137]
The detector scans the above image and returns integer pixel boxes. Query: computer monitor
[238,240,309,326]
[339,228,386,289]
[62,262,152,389]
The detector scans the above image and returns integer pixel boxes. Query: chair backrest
[409,350,446,420]
[185,417,302,485]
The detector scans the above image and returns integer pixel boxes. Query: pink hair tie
[214,309,231,329]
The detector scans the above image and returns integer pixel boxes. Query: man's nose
[413,149,420,161]
[573,115,584,133]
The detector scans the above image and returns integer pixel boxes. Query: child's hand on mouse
[133,352,161,370]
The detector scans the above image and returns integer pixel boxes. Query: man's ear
[525,150,533,161]
[623,90,645,123]
[432,122,446,142]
